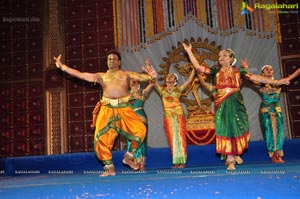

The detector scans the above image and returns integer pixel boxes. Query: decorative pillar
[44,0,67,154]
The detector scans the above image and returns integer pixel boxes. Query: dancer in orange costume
[54,51,156,176]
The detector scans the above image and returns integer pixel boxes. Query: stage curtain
[113,0,281,51]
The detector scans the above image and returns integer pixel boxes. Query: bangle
[150,77,156,83]
[149,75,156,80]
[274,80,278,85]
[61,65,66,72]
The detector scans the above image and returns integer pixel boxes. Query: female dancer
[144,66,196,168]
[183,43,290,170]
[244,65,300,163]
[127,77,154,170]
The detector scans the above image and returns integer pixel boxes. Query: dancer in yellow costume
[143,66,195,168]
[54,50,157,176]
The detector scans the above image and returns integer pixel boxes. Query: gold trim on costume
[260,106,282,113]
[133,107,143,111]
[214,88,240,108]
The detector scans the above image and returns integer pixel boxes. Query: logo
[240,2,299,15]
[254,3,298,14]
[254,3,298,11]
[241,2,254,15]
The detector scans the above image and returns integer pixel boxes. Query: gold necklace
[104,70,119,82]
[221,66,232,78]
[166,86,175,93]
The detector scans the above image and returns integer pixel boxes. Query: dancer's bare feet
[172,164,178,169]
[139,164,146,171]
[226,155,236,170]
[123,152,139,170]
[100,165,116,177]
[234,155,243,165]
[172,164,185,169]
[272,153,285,163]
[177,164,186,168]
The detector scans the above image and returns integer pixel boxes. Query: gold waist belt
[218,87,240,93]
[101,96,130,106]
[260,106,282,113]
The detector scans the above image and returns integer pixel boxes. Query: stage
[0,140,300,198]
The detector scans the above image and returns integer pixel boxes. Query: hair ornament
[261,65,273,71]
[173,73,178,85]
[231,58,237,66]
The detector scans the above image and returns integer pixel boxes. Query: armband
[244,73,252,80]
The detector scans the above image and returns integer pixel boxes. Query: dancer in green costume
[127,76,154,171]
[183,43,290,170]
[244,65,300,163]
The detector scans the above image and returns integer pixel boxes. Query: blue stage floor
[0,140,300,199]
[1,162,300,199]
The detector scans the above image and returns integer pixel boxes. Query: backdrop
[120,19,287,148]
